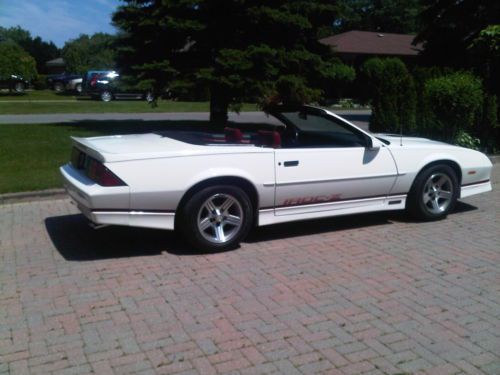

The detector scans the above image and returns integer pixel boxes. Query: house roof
[320,30,422,56]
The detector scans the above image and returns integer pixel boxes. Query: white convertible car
[61,106,492,250]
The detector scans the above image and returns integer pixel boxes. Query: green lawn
[0,90,259,114]
[0,89,78,101]
[0,120,213,194]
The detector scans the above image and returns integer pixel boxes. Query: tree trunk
[209,87,229,124]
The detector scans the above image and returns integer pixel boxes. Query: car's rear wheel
[407,164,458,220]
[14,82,25,93]
[100,90,113,102]
[53,82,64,92]
[178,185,253,251]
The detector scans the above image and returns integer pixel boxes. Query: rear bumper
[60,164,175,230]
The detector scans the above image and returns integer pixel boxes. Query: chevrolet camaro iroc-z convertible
[61,106,492,250]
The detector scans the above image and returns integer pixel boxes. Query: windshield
[279,111,354,134]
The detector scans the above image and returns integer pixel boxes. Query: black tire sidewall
[54,82,64,92]
[408,164,459,220]
[14,82,25,92]
[101,91,112,102]
[179,185,253,251]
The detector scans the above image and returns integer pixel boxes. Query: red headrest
[224,127,243,143]
[257,130,281,148]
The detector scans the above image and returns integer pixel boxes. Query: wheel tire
[53,82,64,92]
[13,82,25,93]
[407,164,459,221]
[75,83,83,94]
[145,92,154,103]
[178,185,253,251]
[100,91,113,102]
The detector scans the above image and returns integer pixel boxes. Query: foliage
[112,0,349,122]
[335,0,422,34]
[480,94,499,151]
[322,60,356,99]
[482,94,499,130]
[0,26,59,74]
[416,0,500,69]
[32,74,48,90]
[361,57,416,133]
[411,66,454,133]
[424,72,483,141]
[454,130,481,150]
[469,25,500,96]
[0,41,37,81]
[62,33,116,74]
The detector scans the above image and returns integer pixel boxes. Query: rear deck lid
[71,133,195,162]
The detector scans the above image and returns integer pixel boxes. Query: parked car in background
[83,70,154,102]
[60,105,492,251]
[0,74,29,93]
[46,72,83,93]
[82,70,111,93]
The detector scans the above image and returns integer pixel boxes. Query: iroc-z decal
[282,194,342,207]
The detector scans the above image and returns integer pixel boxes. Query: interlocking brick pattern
[1,166,499,374]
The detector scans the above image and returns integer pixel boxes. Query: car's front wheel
[75,83,83,93]
[53,82,64,92]
[13,82,25,93]
[100,91,113,102]
[178,185,253,251]
[407,164,459,220]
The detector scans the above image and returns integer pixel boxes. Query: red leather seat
[224,127,244,143]
[257,130,281,148]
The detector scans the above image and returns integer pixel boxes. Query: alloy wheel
[197,193,243,244]
[422,172,454,214]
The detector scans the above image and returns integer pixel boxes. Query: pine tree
[416,0,500,68]
[112,0,346,122]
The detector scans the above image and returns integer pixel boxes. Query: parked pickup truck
[0,74,29,93]
[46,73,83,93]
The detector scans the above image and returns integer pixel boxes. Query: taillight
[86,158,126,187]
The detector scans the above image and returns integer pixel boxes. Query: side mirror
[365,136,380,151]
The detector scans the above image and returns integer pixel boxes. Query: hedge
[361,57,416,133]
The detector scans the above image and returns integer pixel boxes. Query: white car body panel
[274,145,398,216]
[60,108,493,232]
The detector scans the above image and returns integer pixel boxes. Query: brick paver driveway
[1,166,499,375]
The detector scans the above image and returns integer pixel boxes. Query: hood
[375,134,457,148]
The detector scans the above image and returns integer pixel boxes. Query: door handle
[284,160,299,167]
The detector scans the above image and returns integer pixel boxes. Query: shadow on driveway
[45,201,477,261]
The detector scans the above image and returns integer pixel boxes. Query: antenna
[400,119,403,147]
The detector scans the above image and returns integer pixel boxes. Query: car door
[273,109,398,216]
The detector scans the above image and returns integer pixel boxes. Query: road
[0,110,371,130]
[0,166,498,374]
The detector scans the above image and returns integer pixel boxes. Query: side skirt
[258,195,406,226]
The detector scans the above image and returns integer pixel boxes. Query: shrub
[411,66,455,134]
[32,74,48,90]
[482,94,498,130]
[323,62,356,100]
[424,72,483,141]
[480,94,499,151]
[454,130,481,150]
[361,57,416,133]
[0,41,37,81]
